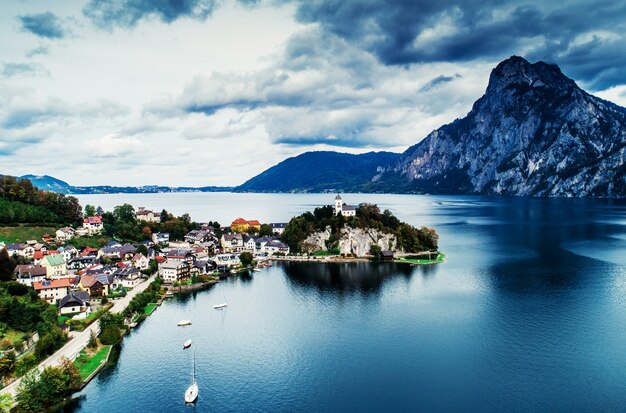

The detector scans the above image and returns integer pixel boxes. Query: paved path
[0,274,157,398]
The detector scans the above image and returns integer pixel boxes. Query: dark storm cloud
[83,0,219,28]
[287,0,626,89]
[420,74,462,92]
[18,12,67,39]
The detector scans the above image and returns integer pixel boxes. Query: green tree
[369,244,382,258]
[259,224,273,236]
[113,204,136,224]
[136,244,148,255]
[88,330,98,349]
[16,358,80,412]
[0,393,13,413]
[84,204,96,217]
[96,206,104,216]
[239,251,254,267]
[0,351,16,380]
[0,249,16,282]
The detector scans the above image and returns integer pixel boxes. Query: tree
[0,351,15,380]
[258,224,274,237]
[239,251,254,267]
[142,226,152,240]
[84,204,96,217]
[369,244,382,258]
[96,206,104,216]
[0,393,13,413]
[113,204,136,224]
[88,330,98,349]
[16,358,80,412]
[0,249,16,282]
[136,244,148,255]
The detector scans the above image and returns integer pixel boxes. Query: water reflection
[281,261,435,295]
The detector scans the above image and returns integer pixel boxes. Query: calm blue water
[70,194,626,412]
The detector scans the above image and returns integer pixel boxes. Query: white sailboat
[213,284,228,309]
[184,349,198,403]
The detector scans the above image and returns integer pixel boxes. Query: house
[59,246,78,262]
[67,256,96,270]
[214,254,240,267]
[152,232,170,246]
[83,216,104,235]
[5,243,34,258]
[334,194,357,217]
[184,230,214,244]
[255,236,277,252]
[221,233,244,252]
[243,235,256,252]
[58,291,90,315]
[55,227,75,242]
[81,247,99,257]
[230,218,262,233]
[269,223,287,235]
[41,233,53,243]
[116,266,142,288]
[131,253,149,270]
[41,254,67,277]
[264,240,290,255]
[74,227,89,237]
[381,250,394,260]
[166,249,195,264]
[14,265,47,286]
[136,207,161,223]
[33,278,72,304]
[79,275,109,297]
[158,261,190,283]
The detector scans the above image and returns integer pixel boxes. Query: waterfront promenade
[0,273,157,399]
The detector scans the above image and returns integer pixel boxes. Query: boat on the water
[184,349,198,403]
[164,291,174,298]
[253,268,261,272]
[177,320,192,326]
[183,339,192,349]
[213,303,227,309]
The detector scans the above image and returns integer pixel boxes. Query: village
[0,210,292,321]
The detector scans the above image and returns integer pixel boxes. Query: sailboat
[184,349,198,403]
[213,283,228,309]
[183,339,192,349]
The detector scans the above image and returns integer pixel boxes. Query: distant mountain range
[240,56,626,197]
[18,175,232,194]
[12,56,626,197]
[235,151,400,193]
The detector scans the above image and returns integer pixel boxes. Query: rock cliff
[374,56,626,197]
[302,226,399,257]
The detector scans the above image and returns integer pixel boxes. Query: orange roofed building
[33,278,72,304]
[231,218,262,233]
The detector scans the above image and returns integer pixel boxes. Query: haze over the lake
[2,0,626,187]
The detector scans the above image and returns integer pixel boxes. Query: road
[0,273,157,398]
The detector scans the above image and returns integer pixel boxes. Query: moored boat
[184,349,198,403]
[177,320,192,326]
[213,303,227,309]
[183,339,192,349]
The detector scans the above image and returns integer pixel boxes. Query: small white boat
[253,268,261,272]
[213,303,227,309]
[184,350,198,403]
[164,291,174,298]
[177,320,192,326]
[183,339,192,349]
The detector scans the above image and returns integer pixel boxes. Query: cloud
[18,12,67,39]
[92,133,141,157]
[83,0,219,29]
[420,74,462,92]
[285,0,626,89]
[26,45,49,58]
[1,62,49,78]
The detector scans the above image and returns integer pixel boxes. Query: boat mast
[192,348,196,384]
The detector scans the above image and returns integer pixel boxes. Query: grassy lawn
[74,345,112,381]
[396,253,446,264]
[0,328,28,349]
[144,303,157,315]
[71,235,111,249]
[0,225,56,243]
[313,250,334,256]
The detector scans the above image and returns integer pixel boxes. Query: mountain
[17,175,232,194]
[373,56,626,197]
[236,151,401,193]
[20,175,73,193]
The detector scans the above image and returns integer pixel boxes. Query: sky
[1,0,625,187]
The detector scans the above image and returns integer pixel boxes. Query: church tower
[335,194,342,215]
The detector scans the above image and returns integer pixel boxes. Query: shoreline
[270,251,445,265]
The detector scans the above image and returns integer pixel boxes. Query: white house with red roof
[136,207,161,223]
[83,216,104,235]
[33,278,72,304]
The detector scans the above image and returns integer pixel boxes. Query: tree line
[0,176,82,225]
[281,203,439,254]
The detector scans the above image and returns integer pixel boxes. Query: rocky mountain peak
[486,55,577,95]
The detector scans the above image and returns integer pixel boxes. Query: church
[334,194,356,217]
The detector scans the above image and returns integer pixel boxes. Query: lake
[70,193,626,412]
